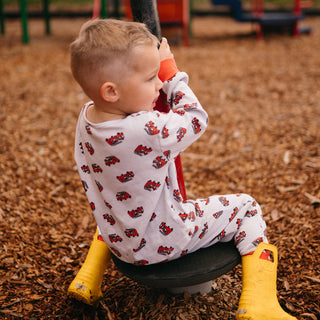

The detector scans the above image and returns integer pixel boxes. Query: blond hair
[70,19,158,98]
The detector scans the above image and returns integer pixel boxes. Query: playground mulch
[1,15,320,320]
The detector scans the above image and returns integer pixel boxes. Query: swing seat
[111,241,240,294]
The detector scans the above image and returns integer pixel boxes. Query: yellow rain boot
[236,243,297,320]
[68,229,111,305]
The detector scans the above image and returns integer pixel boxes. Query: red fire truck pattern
[75,72,267,265]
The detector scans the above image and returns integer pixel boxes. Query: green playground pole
[114,0,120,19]
[100,0,107,18]
[20,0,29,44]
[43,0,50,35]
[0,0,5,35]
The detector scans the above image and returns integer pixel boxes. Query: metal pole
[43,0,50,35]
[0,0,5,35]
[113,0,120,19]
[20,0,29,44]
[129,0,162,40]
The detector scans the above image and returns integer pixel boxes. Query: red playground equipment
[211,0,312,38]
[93,0,190,45]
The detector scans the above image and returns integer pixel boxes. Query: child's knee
[241,193,255,202]
[237,193,259,209]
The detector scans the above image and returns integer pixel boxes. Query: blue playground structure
[211,0,312,38]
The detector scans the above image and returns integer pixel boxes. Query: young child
[68,19,297,319]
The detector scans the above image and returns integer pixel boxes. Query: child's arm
[158,38,179,82]
[154,39,208,158]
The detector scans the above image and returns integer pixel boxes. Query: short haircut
[70,19,158,96]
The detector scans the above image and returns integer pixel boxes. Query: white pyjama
[75,71,267,266]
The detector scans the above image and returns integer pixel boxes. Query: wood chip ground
[0,15,319,320]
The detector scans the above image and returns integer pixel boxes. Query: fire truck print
[195,203,203,217]
[106,132,124,146]
[220,229,226,240]
[79,142,84,154]
[103,213,115,225]
[92,163,103,173]
[144,180,161,191]
[162,126,169,138]
[179,212,188,222]
[252,237,263,247]
[236,218,242,229]
[173,91,185,105]
[216,229,226,241]
[199,222,208,239]
[159,222,173,236]
[125,228,139,238]
[153,156,167,169]
[192,117,201,134]
[188,211,196,222]
[173,110,185,116]
[95,180,103,192]
[150,212,157,221]
[104,156,120,166]
[219,196,229,206]
[177,127,187,142]
[184,102,198,110]
[173,189,183,202]
[85,142,94,155]
[109,233,122,243]
[181,249,188,257]
[163,150,171,159]
[134,145,152,156]
[165,176,170,188]
[158,246,174,256]
[245,209,258,217]
[134,259,148,266]
[81,165,90,173]
[235,231,246,245]
[213,210,223,219]
[229,207,238,222]
[189,225,199,237]
[85,125,92,134]
[117,171,134,183]
[144,121,160,135]
[90,202,95,211]
[133,238,146,252]
[200,197,210,205]
[128,206,144,218]
[82,180,88,192]
[105,201,112,209]
[116,191,131,201]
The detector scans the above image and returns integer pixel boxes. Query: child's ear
[100,82,119,103]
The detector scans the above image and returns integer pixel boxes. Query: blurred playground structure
[0,0,316,43]
[211,0,313,38]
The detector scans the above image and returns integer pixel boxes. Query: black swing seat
[111,241,241,292]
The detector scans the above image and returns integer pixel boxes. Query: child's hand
[159,37,174,62]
